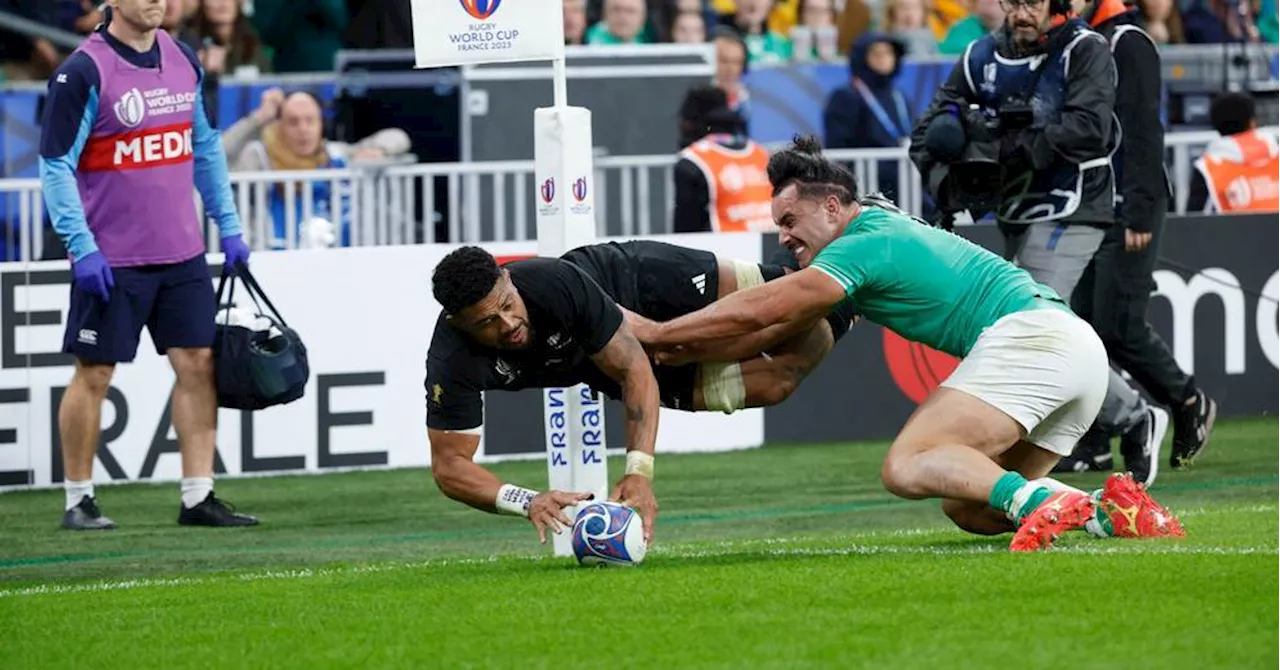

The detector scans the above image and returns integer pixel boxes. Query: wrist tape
[625,451,655,480]
[495,484,538,517]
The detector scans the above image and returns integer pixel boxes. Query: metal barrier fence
[0,129,1266,261]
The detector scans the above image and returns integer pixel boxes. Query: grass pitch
[1,418,1276,669]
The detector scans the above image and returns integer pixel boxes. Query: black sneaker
[1052,452,1114,474]
[1052,427,1113,474]
[1120,406,1169,487]
[62,496,116,530]
[1171,389,1218,470]
[178,492,259,527]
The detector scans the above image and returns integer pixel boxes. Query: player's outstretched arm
[428,428,504,511]
[638,268,845,355]
[589,325,661,542]
[428,428,592,544]
[622,307,820,365]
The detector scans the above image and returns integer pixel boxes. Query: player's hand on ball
[529,491,594,544]
[610,475,658,544]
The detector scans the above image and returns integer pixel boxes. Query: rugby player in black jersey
[425,240,855,544]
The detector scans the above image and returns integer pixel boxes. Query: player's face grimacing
[449,271,532,350]
[772,183,846,268]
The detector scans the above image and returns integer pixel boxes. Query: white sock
[1002,478,1085,523]
[65,479,94,511]
[1029,477,1086,495]
[1032,477,1110,536]
[181,477,214,509]
[1006,481,1044,522]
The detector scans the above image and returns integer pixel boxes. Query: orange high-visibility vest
[679,138,776,233]
[1194,129,1280,213]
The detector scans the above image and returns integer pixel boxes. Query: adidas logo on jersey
[691,273,706,295]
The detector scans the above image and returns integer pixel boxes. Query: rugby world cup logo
[459,0,501,20]
[114,87,146,128]
[541,178,555,203]
[569,177,591,215]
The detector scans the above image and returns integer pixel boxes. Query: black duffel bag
[213,264,310,410]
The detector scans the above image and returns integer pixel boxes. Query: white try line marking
[3,504,1275,600]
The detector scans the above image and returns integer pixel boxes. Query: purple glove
[221,234,251,271]
[72,251,115,302]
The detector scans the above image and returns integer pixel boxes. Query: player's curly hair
[767,134,859,205]
[432,246,502,315]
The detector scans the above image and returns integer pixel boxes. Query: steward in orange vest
[673,85,776,233]
[1189,93,1279,214]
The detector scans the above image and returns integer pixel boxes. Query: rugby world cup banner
[0,232,764,490]
[410,0,564,69]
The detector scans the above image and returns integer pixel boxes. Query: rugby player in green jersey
[630,137,1185,551]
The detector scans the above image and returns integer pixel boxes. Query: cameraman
[909,0,1116,278]
[910,2,1175,481]
[1055,0,1218,482]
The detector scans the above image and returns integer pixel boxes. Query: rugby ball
[570,501,647,567]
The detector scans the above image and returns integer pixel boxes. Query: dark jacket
[1087,0,1170,233]
[823,33,913,200]
[345,0,415,50]
[1181,2,1230,44]
[909,19,1118,226]
[251,0,348,73]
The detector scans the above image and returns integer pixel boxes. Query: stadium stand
[1,0,1275,260]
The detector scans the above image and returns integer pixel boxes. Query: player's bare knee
[169,347,214,383]
[879,453,926,500]
[72,360,115,398]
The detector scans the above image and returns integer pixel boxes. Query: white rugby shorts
[940,307,1109,456]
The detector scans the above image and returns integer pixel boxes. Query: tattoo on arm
[592,327,660,457]
[595,326,648,380]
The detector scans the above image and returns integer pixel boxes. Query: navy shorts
[62,255,216,364]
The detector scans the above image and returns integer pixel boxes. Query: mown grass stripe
[2,475,1272,571]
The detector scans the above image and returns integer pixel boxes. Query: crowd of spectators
[1,0,1275,84]
[1,0,347,83]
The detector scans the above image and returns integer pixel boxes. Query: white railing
[0,177,41,261]
[217,167,365,251]
[0,129,1265,262]
[1164,129,1227,215]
